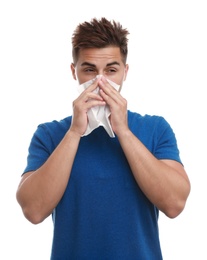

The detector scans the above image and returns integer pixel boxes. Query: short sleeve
[23,124,54,174]
[153,117,182,164]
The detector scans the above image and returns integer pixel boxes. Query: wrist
[67,128,82,139]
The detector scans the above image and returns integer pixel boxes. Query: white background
[0,0,206,259]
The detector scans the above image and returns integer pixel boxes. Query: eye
[106,67,117,74]
[84,67,96,72]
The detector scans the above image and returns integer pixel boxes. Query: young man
[16,17,191,259]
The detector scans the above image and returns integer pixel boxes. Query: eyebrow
[81,61,120,67]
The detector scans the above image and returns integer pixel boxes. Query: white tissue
[77,75,120,137]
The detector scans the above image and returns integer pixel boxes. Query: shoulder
[128,110,177,147]
[128,110,168,129]
[32,116,72,146]
[128,110,181,162]
[38,116,72,134]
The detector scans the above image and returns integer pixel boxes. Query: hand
[70,78,106,136]
[98,77,129,136]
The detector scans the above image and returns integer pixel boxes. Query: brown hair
[72,17,129,65]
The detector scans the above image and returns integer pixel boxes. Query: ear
[123,64,129,81]
[70,63,77,80]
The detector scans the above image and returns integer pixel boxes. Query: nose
[97,71,104,77]
[96,74,103,79]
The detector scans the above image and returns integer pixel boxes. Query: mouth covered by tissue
[77,75,120,137]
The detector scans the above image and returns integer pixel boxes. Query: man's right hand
[69,78,106,136]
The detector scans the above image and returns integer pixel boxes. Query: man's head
[71,18,130,88]
[72,17,129,65]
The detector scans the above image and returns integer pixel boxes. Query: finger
[85,99,106,109]
[81,91,105,104]
[74,91,106,110]
[84,78,100,93]
[98,79,123,104]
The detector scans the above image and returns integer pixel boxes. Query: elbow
[16,192,47,225]
[22,207,46,225]
[163,185,191,219]
[163,200,186,219]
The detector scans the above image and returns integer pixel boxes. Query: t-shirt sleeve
[153,117,182,164]
[23,124,53,174]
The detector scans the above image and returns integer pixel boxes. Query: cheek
[110,75,125,86]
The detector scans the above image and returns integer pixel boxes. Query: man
[16,17,191,259]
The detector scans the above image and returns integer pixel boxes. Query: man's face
[71,46,128,90]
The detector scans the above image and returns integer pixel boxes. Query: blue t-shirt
[23,110,182,260]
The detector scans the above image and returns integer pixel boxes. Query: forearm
[16,129,81,224]
[117,129,190,218]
